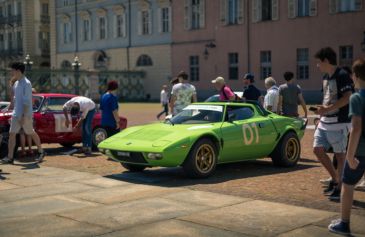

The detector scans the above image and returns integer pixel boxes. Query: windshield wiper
[165,118,174,126]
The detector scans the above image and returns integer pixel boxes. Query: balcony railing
[41,15,50,24]
[0,15,22,27]
[0,49,23,57]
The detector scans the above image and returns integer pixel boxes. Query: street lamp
[203,42,216,60]
[72,55,82,95]
[361,31,365,52]
[23,54,33,72]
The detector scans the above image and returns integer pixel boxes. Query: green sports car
[98,102,307,178]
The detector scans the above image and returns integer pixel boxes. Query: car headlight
[147,153,163,160]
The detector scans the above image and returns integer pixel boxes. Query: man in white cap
[212,76,236,102]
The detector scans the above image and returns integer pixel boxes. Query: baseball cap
[211,76,225,84]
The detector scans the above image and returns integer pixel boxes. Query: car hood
[98,122,220,151]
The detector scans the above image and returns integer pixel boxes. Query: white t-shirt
[160,89,168,104]
[171,82,196,115]
[264,86,279,113]
[63,96,96,119]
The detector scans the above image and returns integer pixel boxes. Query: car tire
[183,138,218,178]
[271,132,301,167]
[92,127,108,151]
[60,142,75,148]
[121,162,147,172]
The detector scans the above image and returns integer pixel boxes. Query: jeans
[82,109,96,148]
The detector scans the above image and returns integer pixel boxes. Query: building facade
[0,0,50,68]
[172,0,365,102]
[51,0,172,99]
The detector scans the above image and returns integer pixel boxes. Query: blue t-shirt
[243,84,261,101]
[100,93,119,128]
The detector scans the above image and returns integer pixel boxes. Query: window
[190,56,200,81]
[289,0,317,18]
[185,0,205,30]
[260,51,271,79]
[141,10,150,35]
[0,34,4,50]
[297,48,309,80]
[252,0,279,22]
[61,60,71,69]
[160,7,170,33]
[297,0,309,16]
[227,106,254,121]
[221,0,244,25]
[228,0,238,24]
[83,19,91,41]
[228,53,239,80]
[39,31,49,50]
[16,31,22,49]
[330,0,362,13]
[63,22,72,44]
[16,2,21,15]
[99,17,106,39]
[136,55,153,66]
[339,46,353,67]
[115,14,126,37]
[42,3,49,15]
[63,0,71,6]
[0,7,3,17]
[7,4,12,16]
[8,32,13,50]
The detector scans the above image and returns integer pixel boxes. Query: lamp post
[72,55,82,95]
[23,54,33,73]
[361,31,365,52]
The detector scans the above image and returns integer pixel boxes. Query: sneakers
[328,220,351,236]
[320,177,333,185]
[323,180,336,194]
[1,157,14,164]
[328,187,341,201]
[35,151,45,163]
[355,179,365,191]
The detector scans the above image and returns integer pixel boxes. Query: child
[328,58,365,235]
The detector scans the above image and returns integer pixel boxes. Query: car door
[219,105,277,162]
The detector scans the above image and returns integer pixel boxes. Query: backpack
[222,85,241,101]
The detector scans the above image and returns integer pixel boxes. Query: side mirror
[228,113,236,122]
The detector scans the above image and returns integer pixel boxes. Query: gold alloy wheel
[195,144,215,173]
[285,137,300,162]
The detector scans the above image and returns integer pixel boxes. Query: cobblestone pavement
[9,103,365,217]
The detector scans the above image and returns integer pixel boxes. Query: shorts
[313,128,348,153]
[342,156,365,185]
[9,116,35,135]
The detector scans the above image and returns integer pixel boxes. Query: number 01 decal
[242,123,259,145]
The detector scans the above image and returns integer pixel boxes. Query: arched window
[94,50,108,69]
[61,60,71,69]
[136,54,153,66]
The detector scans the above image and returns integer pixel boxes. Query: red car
[0,93,127,158]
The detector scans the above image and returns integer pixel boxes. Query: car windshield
[167,105,224,124]
[32,96,43,111]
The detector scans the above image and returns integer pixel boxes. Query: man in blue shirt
[100,81,120,138]
[242,73,262,102]
[2,62,45,164]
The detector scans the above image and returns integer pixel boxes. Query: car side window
[46,98,71,112]
[226,106,254,121]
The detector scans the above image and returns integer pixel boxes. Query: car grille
[110,150,148,164]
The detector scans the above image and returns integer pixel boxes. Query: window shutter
[329,0,338,14]
[157,8,162,33]
[271,0,279,21]
[96,18,100,39]
[184,0,191,30]
[237,0,244,24]
[220,0,227,25]
[113,15,117,38]
[122,13,126,37]
[137,11,142,35]
[288,0,296,18]
[38,32,42,49]
[199,0,205,28]
[148,9,152,34]
[104,17,108,39]
[355,0,363,10]
[252,0,260,22]
[309,0,317,16]
[168,6,172,32]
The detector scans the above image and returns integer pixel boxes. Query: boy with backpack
[328,58,365,235]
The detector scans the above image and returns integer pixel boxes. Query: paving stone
[72,184,184,204]
[0,214,110,237]
[179,200,336,237]
[162,190,250,207]
[77,177,132,188]
[313,214,365,235]
[0,182,22,191]
[109,168,181,184]
[0,196,99,219]
[58,197,212,229]
[278,225,343,237]
[99,219,249,237]
[4,172,97,187]
[23,166,88,177]
[0,182,97,202]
